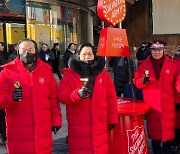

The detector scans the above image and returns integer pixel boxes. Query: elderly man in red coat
[134,40,176,154]
[0,38,62,154]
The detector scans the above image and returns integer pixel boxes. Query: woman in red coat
[172,47,180,152]
[134,40,176,154]
[58,43,118,154]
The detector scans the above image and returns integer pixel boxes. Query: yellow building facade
[26,1,80,51]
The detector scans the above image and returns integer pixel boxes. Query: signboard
[97,0,126,26]
[97,27,130,56]
[0,0,25,17]
[5,0,25,14]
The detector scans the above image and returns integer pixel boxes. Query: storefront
[0,0,96,54]
[26,1,80,51]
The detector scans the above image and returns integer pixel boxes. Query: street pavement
[0,103,68,154]
[0,73,154,154]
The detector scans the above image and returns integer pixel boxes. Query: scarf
[150,55,164,80]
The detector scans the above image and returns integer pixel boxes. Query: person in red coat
[58,43,118,154]
[172,46,180,152]
[0,38,62,153]
[134,40,176,154]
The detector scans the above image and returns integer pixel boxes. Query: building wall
[0,23,4,42]
[26,1,79,50]
[123,0,180,54]
[80,10,94,44]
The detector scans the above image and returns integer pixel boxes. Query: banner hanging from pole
[97,27,130,57]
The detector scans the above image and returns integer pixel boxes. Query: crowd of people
[0,38,180,154]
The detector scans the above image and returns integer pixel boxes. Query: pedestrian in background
[0,38,62,153]
[7,43,18,62]
[0,42,9,65]
[0,42,9,144]
[112,56,135,97]
[58,43,118,154]
[63,43,77,68]
[51,43,62,80]
[38,43,55,67]
[134,40,176,154]
[136,41,151,65]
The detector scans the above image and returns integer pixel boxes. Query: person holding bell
[134,40,177,154]
[58,43,118,154]
[0,38,62,153]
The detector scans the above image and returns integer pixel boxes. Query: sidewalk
[0,137,69,154]
[0,103,68,154]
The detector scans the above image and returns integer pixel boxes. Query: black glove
[52,126,61,134]
[109,124,116,131]
[13,87,22,102]
[142,76,150,84]
[78,88,92,99]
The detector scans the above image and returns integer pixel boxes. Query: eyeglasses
[80,53,94,57]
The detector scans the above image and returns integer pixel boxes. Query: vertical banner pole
[118,23,136,102]
[127,57,137,102]
[102,21,108,69]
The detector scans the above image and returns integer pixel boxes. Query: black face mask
[20,52,36,64]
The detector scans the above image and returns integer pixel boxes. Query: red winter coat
[134,56,176,142]
[0,58,62,154]
[58,68,118,154]
[174,57,180,129]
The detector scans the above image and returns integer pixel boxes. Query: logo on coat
[39,77,45,84]
[99,78,102,84]
[165,69,170,75]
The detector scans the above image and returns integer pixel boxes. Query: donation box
[109,97,150,154]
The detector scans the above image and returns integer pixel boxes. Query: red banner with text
[97,28,130,57]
